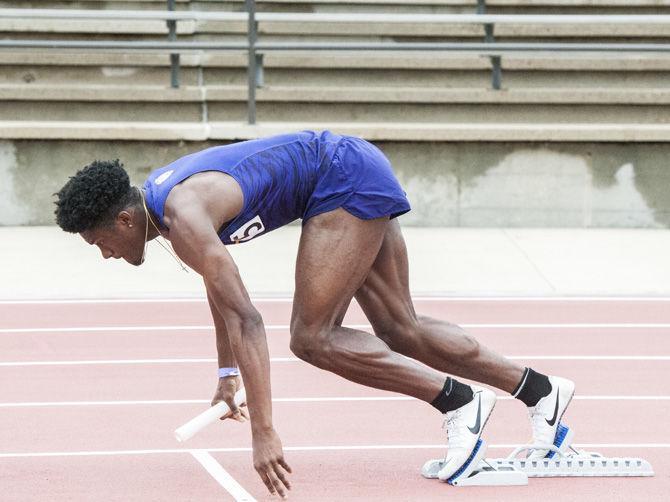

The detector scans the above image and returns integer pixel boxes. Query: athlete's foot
[437,386,496,481]
[526,375,575,459]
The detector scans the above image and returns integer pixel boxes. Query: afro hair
[54,159,137,233]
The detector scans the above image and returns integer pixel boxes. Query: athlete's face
[80,210,146,266]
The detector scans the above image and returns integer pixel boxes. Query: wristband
[218,367,240,378]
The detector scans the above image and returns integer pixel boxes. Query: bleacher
[1,0,670,142]
[1,1,669,228]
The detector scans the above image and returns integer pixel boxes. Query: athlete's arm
[207,287,237,368]
[207,289,248,422]
[164,183,291,498]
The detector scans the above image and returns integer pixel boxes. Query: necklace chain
[139,187,189,273]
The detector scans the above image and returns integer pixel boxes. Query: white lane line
[0,443,667,459]
[2,354,669,367]
[0,397,412,408]
[2,296,670,305]
[508,355,670,361]
[0,399,211,407]
[190,450,256,502]
[1,395,668,408]
[283,443,670,451]
[0,298,210,305]
[0,358,220,366]
[0,325,212,334]
[464,323,670,328]
[3,322,670,334]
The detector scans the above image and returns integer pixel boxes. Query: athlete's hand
[211,375,249,422]
[253,429,292,499]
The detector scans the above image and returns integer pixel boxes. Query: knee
[288,334,313,362]
[289,322,331,366]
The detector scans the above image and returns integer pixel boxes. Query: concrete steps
[4,83,670,103]
[1,1,669,229]
[3,17,670,40]
[3,50,670,70]
[1,1,669,139]
[3,0,668,10]
[1,84,668,123]
[3,120,670,141]
[1,52,669,89]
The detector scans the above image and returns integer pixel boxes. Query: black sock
[430,377,474,413]
[512,367,551,407]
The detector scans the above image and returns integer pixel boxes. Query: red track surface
[1,298,668,501]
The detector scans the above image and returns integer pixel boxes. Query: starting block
[422,423,654,486]
[421,439,529,486]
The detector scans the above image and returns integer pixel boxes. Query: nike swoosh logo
[467,393,482,434]
[546,388,560,426]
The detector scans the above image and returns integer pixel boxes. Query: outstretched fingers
[278,457,293,474]
[257,459,292,498]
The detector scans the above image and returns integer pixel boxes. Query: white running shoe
[437,386,497,482]
[526,375,575,459]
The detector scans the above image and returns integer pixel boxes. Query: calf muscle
[291,209,445,405]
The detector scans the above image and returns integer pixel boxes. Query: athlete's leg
[289,208,445,403]
[290,213,502,481]
[333,297,352,327]
[355,219,524,393]
[356,220,575,463]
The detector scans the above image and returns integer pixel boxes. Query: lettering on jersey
[230,215,265,243]
[155,170,174,185]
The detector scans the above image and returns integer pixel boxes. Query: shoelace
[527,405,555,445]
[444,409,464,445]
[528,407,545,427]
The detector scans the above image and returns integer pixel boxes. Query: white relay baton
[174,387,247,442]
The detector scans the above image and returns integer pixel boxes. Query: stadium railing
[1,0,670,124]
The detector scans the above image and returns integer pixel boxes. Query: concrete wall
[383,142,670,228]
[1,139,668,228]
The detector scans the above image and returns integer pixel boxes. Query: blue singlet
[142,130,410,245]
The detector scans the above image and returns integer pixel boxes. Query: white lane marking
[0,325,213,334]
[569,396,670,400]
[0,397,412,407]
[464,323,670,328]
[3,322,670,334]
[283,443,670,451]
[0,358,220,366]
[0,443,667,459]
[507,355,670,361]
[0,298,208,305]
[1,354,669,367]
[2,296,670,305]
[190,450,256,502]
[0,399,211,407]
[1,395,668,408]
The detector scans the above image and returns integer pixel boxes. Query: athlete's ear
[117,210,133,228]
